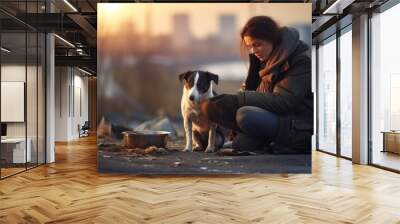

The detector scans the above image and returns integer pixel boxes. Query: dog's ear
[179,71,191,82]
[207,72,219,85]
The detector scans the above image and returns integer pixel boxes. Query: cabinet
[1,138,31,164]
[382,131,400,154]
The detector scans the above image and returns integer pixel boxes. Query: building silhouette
[172,13,192,49]
[218,14,237,45]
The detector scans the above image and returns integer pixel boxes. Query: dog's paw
[182,147,192,152]
[193,145,203,151]
[205,146,215,153]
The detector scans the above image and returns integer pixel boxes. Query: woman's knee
[236,106,279,137]
[236,106,259,132]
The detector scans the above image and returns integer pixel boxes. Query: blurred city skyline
[98,3,311,63]
[98,3,311,39]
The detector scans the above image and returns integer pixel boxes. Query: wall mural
[97,3,313,174]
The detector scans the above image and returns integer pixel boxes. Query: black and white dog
[179,70,225,153]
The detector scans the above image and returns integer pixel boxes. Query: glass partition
[0,1,46,179]
[1,30,28,177]
[371,3,400,171]
[339,27,352,158]
[38,32,45,165]
[27,30,38,169]
[317,35,337,154]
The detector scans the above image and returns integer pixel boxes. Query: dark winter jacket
[237,27,313,152]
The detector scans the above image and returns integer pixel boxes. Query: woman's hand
[209,94,239,108]
[239,82,246,92]
[208,94,226,101]
[200,94,240,131]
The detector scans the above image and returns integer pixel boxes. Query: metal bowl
[122,131,170,148]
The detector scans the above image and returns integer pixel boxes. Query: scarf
[256,27,302,93]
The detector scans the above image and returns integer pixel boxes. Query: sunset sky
[98,3,311,39]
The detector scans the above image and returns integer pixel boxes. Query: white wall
[73,73,89,138]
[55,66,69,141]
[55,67,89,141]
[1,64,45,163]
[1,65,38,138]
[1,65,26,140]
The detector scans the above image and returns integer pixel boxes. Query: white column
[352,14,369,164]
[46,33,55,163]
[46,1,55,163]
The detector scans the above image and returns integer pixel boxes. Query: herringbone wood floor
[1,136,400,224]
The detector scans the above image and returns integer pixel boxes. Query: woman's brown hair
[239,16,282,67]
[240,15,282,45]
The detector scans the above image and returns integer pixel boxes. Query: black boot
[231,133,266,152]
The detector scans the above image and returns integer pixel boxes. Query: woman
[202,16,313,154]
